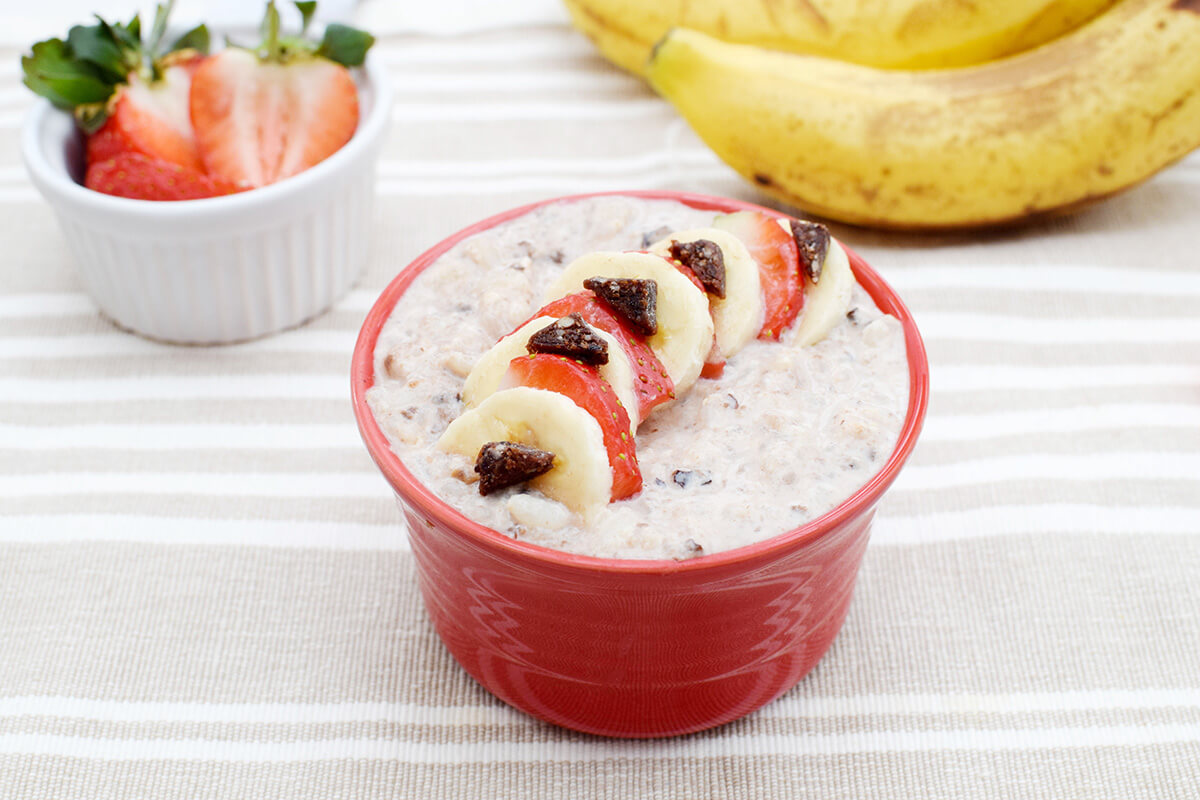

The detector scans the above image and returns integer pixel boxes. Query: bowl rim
[20,53,393,217]
[351,190,930,575]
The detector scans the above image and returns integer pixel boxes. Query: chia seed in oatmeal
[367,196,909,560]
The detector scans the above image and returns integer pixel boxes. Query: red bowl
[351,190,929,738]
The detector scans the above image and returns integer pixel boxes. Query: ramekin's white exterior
[21,57,392,344]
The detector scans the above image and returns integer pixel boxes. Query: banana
[545,251,714,395]
[791,239,854,347]
[437,386,612,512]
[646,0,1200,229]
[462,315,640,431]
[563,0,1119,74]
[647,228,763,360]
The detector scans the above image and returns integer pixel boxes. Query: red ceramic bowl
[352,190,929,738]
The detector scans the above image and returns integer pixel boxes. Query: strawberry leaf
[295,1,318,34]
[317,23,374,67]
[21,39,114,110]
[74,101,110,134]
[101,14,142,53]
[65,24,127,83]
[170,24,210,55]
[147,1,173,58]
[261,1,285,61]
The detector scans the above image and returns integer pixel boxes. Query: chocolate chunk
[640,226,672,248]
[790,219,831,284]
[669,239,726,298]
[526,313,609,365]
[684,538,704,556]
[475,441,555,496]
[583,277,658,336]
[671,469,713,489]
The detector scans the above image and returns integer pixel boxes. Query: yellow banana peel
[564,0,1121,73]
[645,0,1200,230]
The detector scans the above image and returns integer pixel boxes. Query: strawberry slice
[190,51,359,189]
[716,211,804,340]
[530,292,675,419]
[86,61,205,172]
[663,253,725,377]
[506,354,642,501]
[188,3,375,190]
[85,152,236,201]
[21,5,210,172]
[700,359,725,379]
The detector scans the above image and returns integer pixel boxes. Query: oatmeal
[368,196,909,560]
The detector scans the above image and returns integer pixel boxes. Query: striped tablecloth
[2,2,1199,797]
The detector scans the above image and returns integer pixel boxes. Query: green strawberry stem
[251,1,375,68]
[21,0,210,132]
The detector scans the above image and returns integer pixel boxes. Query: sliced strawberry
[716,211,803,340]
[505,353,642,501]
[85,152,236,201]
[662,251,725,377]
[700,359,726,379]
[190,50,360,189]
[530,292,675,419]
[87,62,204,172]
[22,5,210,175]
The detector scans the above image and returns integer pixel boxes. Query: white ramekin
[21,56,392,345]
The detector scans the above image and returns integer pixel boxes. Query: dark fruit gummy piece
[790,220,831,284]
[583,277,658,337]
[526,313,609,365]
[475,441,556,496]
[669,239,726,298]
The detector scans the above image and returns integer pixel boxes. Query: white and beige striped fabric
[2,1,1199,797]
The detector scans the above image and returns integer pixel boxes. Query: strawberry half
[663,251,725,377]
[86,58,205,171]
[715,211,804,340]
[85,151,236,201]
[189,2,374,189]
[531,292,675,419]
[22,3,210,168]
[505,354,642,501]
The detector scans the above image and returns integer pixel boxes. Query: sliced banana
[437,386,612,512]
[790,238,854,347]
[648,227,764,360]
[461,315,640,431]
[545,251,714,395]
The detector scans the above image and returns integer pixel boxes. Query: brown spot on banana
[1171,0,1200,13]
[1148,89,1196,132]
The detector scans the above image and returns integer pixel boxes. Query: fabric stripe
[0,501,1195,548]
[3,689,1200,727]
[3,748,1196,800]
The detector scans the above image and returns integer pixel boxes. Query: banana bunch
[565,0,1120,73]
[570,0,1200,229]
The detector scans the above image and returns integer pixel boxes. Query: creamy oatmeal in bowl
[351,191,928,738]
[366,194,909,559]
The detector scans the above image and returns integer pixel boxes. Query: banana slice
[462,315,640,430]
[648,227,764,360]
[437,386,612,513]
[791,238,854,347]
[545,251,714,395]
